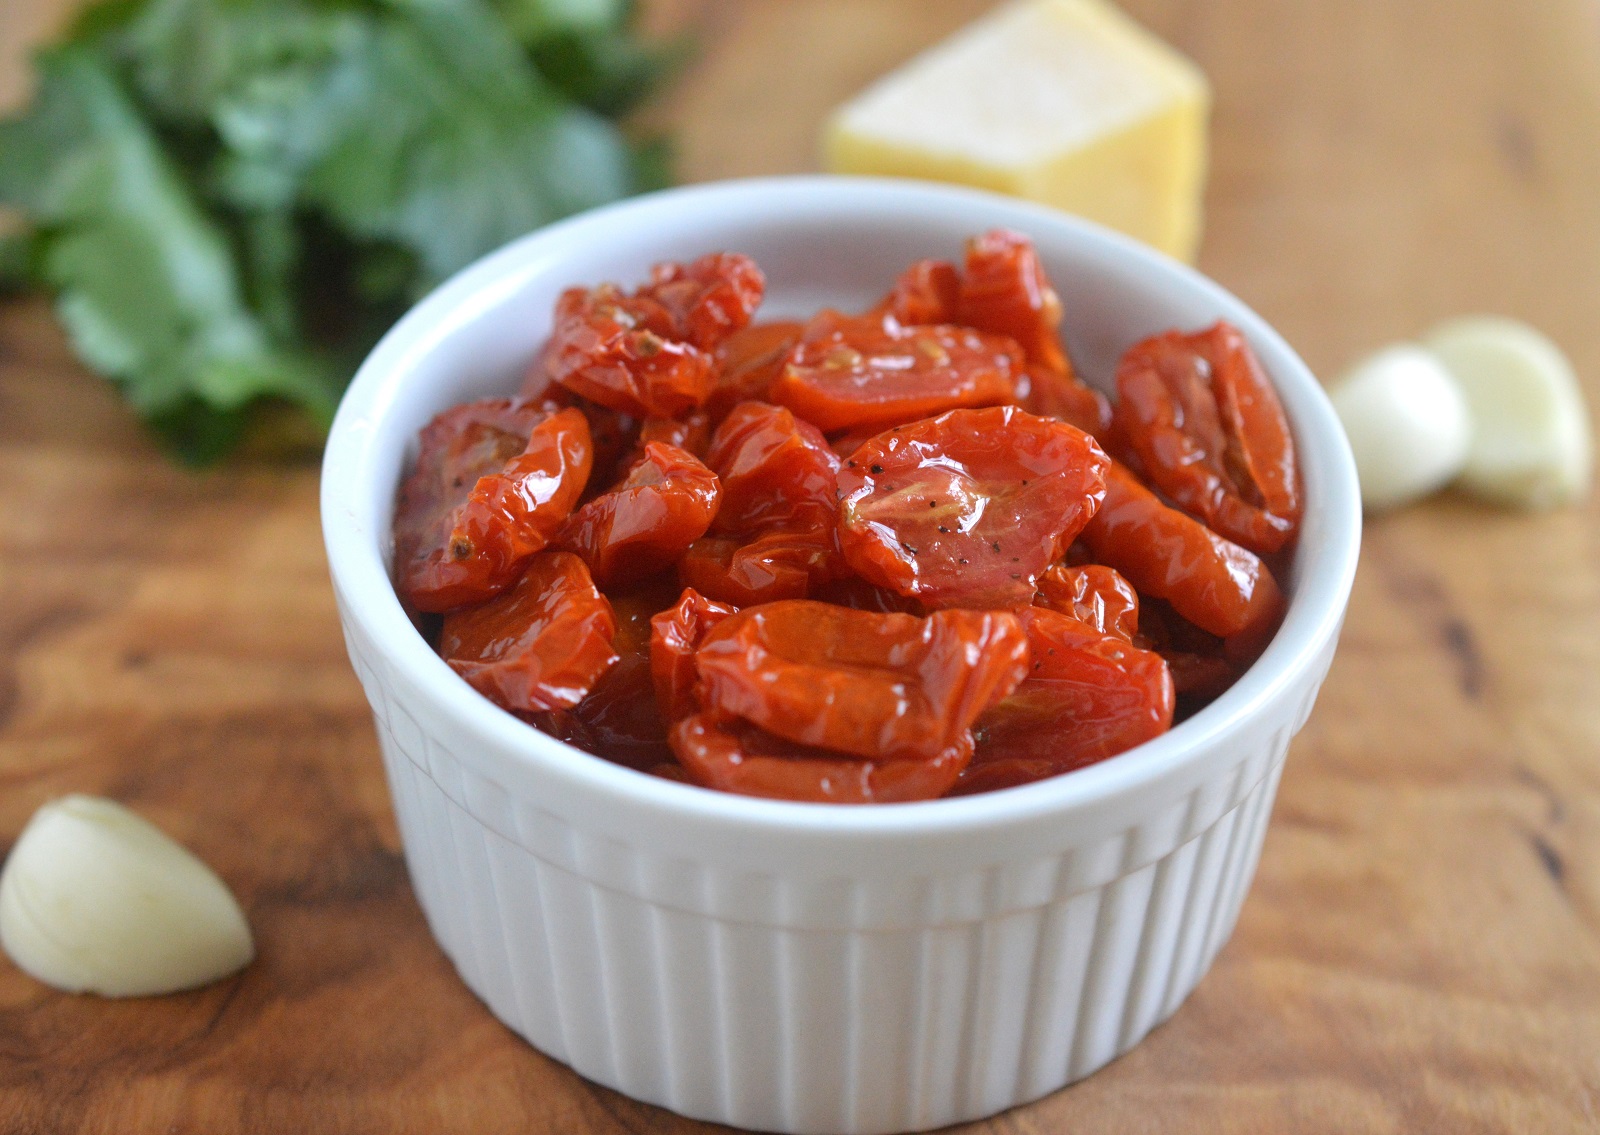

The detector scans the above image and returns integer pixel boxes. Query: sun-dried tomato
[836,406,1109,609]
[769,311,1020,432]
[1135,598,1240,704]
[527,576,680,769]
[678,526,844,607]
[440,551,618,712]
[957,229,1072,376]
[637,412,712,461]
[954,607,1173,794]
[404,407,593,613]
[639,253,765,351]
[1023,364,1112,437]
[705,401,841,535]
[558,442,721,586]
[1079,460,1285,641]
[545,285,715,418]
[670,712,972,804]
[695,601,1027,761]
[1035,564,1139,642]
[706,321,805,420]
[1113,322,1302,555]
[876,258,961,326]
[393,398,548,613]
[649,587,739,721]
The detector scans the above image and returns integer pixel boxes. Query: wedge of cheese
[824,0,1211,261]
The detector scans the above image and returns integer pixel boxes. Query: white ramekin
[321,177,1361,1135]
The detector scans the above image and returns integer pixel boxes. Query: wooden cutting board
[2,2,1597,1131]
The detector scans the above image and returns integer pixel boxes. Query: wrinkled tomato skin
[1035,564,1139,642]
[406,407,593,613]
[557,442,722,587]
[559,395,642,496]
[1136,599,1239,704]
[1114,322,1303,555]
[706,402,841,535]
[1024,364,1112,437]
[641,253,766,351]
[956,607,1174,793]
[770,311,1021,432]
[394,398,548,612]
[876,259,961,326]
[695,601,1028,762]
[440,551,618,713]
[545,285,716,418]
[810,575,924,615]
[957,230,1073,376]
[707,321,805,420]
[649,587,739,721]
[836,406,1110,610]
[637,412,712,460]
[1079,461,1285,641]
[678,526,844,607]
[670,712,972,804]
[526,575,681,769]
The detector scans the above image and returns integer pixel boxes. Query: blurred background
[0,2,1596,1132]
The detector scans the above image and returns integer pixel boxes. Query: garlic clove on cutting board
[1328,343,1473,512]
[1424,316,1593,509]
[0,795,254,997]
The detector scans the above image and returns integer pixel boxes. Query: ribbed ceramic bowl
[321,177,1360,1135]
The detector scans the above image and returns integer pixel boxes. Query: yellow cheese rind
[823,0,1211,261]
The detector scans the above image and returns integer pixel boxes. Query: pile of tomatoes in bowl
[389,230,1301,804]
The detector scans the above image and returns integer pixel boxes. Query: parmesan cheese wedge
[824,0,1211,261]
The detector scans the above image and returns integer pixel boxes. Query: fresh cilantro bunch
[0,0,679,462]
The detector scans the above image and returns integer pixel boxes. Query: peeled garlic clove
[1424,316,1593,509]
[1329,343,1473,512]
[0,795,254,997]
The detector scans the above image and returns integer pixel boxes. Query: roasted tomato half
[836,406,1110,609]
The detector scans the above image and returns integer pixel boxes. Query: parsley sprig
[0,0,678,462]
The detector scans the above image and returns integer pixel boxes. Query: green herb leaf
[0,48,339,460]
[0,0,676,462]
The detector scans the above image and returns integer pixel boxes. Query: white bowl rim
[321,174,1361,839]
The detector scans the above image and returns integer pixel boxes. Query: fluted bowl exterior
[321,177,1360,1134]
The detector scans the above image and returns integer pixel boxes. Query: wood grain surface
[3,1,1599,1131]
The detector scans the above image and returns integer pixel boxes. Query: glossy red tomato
[1034,564,1139,642]
[957,229,1072,376]
[528,576,681,769]
[440,551,618,712]
[954,607,1174,794]
[877,258,961,326]
[695,601,1028,761]
[639,252,765,350]
[545,285,715,418]
[531,391,641,497]
[1023,364,1111,437]
[1113,322,1302,555]
[670,712,972,804]
[649,587,739,721]
[406,407,593,613]
[1135,598,1240,702]
[836,406,1110,609]
[637,412,711,460]
[1079,460,1285,642]
[706,321,805,420]
[678,526,844,606]
[558,442,721,586]
[394,398,548,613]
[769,311,1020,432]
[705,401,841,535]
